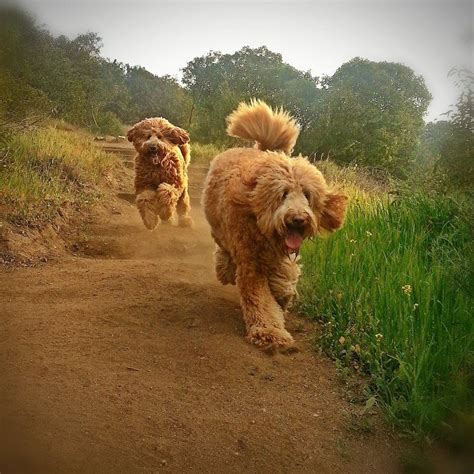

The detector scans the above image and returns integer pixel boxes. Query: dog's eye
[282,190,288,200]
[304,190,311,201]
[147,133,152,139]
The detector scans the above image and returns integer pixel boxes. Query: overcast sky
[17,0,473,121]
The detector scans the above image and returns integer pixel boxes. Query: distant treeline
[0,7,191,136]
[0,6,471,183]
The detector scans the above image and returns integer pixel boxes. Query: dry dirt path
[0,161,403,473]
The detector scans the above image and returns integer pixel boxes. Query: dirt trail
[1,159,403,473]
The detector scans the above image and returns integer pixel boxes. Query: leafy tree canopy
[182,46,322,145]
[308,58,432,176]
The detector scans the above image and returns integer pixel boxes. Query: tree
[182,46,322,146]
[125,67,191,126]
[0,7,52,120]
[416,121,453,168]
[0,6,190,135]
[435,68,473,187]
[309,58,432,176]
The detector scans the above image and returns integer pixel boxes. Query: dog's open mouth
[284,227,304,256]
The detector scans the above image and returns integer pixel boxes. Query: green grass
[299,188,473,438]
[191,142,224,165]
[0,126,120,226]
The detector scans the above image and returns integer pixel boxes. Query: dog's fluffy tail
[226,99,299,155]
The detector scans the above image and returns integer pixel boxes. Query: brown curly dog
[127,117,193,229]
[203,100,348,350]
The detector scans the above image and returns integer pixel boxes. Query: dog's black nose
[291,216,306,227]
[149,145,157,152]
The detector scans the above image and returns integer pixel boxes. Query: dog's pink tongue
[285,233,303,252]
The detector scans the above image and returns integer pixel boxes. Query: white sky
[16,0,474,121]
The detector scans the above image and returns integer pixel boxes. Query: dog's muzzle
[145,144,165,165]
[145,140,165,158]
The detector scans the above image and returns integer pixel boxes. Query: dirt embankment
[1,144,405,473]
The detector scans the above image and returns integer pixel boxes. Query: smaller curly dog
[127,117,193,229]
[203,100,348,350]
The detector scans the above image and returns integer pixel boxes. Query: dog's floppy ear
[167,126,189,145]
[320,191,348,232]
[127,125,137,143]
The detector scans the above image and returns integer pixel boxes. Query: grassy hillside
[0,126,121,227]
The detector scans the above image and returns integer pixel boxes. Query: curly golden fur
[203,100,348,350]
[127,117,193,229]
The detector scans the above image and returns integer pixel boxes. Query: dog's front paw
[136,190,159,230]
[139,206,159,230]
[178,215,194,228]
[246,326,295,351]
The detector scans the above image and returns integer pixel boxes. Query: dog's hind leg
[176,187,194,227]
[214,246,236,285]
[156,183,180,221]
[136,189,159,230]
